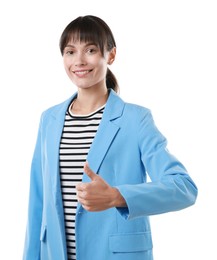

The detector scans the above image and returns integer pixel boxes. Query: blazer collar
[50,89,124,123]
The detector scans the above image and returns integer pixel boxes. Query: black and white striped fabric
[59,103,105,260]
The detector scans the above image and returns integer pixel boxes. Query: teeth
[74,70,90,75]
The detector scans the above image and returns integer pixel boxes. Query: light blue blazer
[23,89,197,260]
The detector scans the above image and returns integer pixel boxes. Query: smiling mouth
[73,70,93,76]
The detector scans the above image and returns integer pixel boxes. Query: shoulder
[121,100,165,143]
[110,92,154,129]
[110,89,151,118]
[124,102,151,114]
[122,100,152,123]
[40,95,75,122]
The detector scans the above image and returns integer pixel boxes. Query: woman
[23,15,198,260]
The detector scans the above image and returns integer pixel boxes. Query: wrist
[111,187,127,208]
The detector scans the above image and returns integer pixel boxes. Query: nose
[74,52,87,67]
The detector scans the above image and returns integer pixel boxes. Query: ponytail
[106,68,119,93]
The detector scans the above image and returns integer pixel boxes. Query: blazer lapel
[86,119,120,175]
[77,89,125,213]
[46,95,76,209]
[86,89,124,177]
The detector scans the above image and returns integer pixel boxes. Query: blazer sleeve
[23,115,44,260]
[116,109,198,220]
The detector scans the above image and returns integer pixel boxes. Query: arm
[116,109,198,219]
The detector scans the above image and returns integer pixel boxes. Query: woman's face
[63,40,115,90]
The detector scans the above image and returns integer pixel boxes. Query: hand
[76,162,126,212]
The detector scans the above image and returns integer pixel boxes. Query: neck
[71,86,108,115]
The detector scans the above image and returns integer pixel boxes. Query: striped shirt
[59,103,105,260]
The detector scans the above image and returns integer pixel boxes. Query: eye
[86,47,98,54]
[64,49,74,56]
[67,51,74,55]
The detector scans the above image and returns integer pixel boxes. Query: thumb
[83,161,98,181]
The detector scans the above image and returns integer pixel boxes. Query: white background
[0,0,216,259]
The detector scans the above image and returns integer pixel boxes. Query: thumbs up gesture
[76,162,126,212]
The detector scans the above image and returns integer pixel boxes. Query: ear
[108,47,116,65]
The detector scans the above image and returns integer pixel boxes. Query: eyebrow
[65,42,98,48]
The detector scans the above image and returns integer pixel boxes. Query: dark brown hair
[59,15,119,93]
